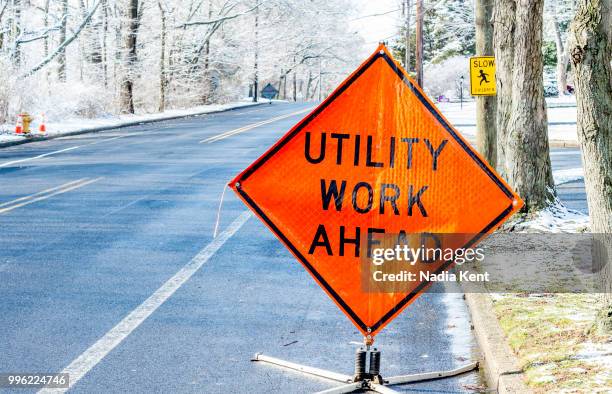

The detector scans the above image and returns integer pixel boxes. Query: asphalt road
[551,148,588,214]
[0,102,586,393]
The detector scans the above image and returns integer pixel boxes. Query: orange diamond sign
[230,44,523,337]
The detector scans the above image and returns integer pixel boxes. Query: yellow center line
[0,177,104,214]
[199,107,313,144]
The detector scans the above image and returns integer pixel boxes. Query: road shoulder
[0,101,264,149]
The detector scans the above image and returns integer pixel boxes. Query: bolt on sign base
[252,347,478,394]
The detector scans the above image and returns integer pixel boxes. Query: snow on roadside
[436,98,578,144]
[575,342,612,386]
[0,100,260,145]
[508,201,589,233]
[554,167,584,185]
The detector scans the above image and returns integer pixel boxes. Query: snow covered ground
[436,96,578,144]
[0,100,261,146]
[554,167,585,185]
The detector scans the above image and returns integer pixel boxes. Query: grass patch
[492,293,611,393]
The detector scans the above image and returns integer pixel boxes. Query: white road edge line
[38,211,252,394]
[0,177,103,214]
[0,179,88,208]
[0,146,81,168]
[200,107,312,143]
[0,132,147,168]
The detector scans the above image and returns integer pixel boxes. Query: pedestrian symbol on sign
[478,69,490,85]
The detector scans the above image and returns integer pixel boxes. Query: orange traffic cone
[39,113,46,134]
[15,115,23,134]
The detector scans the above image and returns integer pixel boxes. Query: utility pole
[402,0,411,71]
[415,0,424,87]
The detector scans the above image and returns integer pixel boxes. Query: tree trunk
[119,0,139,114]
[158,0,167,112]
[305,70,313,100]
[252,5,259,102]
[78,0,86,81]
[283,72,287,99]
[201,0,212,104]
[12,0,21,66]
[318,58,322,101]
[475,0,496,168]
[505,0,554,210]
[493,0,516,177]
[494,0,554,210]
[58,0,68,81]
[569,0,612,333]
[43,0,50,82]
[102,0,108,88]
[552,7,569,95]
[292,66,297,101]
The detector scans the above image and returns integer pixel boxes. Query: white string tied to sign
[213,182,230,238]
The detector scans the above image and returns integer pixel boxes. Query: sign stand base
[252,343,478,394]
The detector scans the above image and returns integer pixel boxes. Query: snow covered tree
[119,0,140,114]
[393,0,475,82]
[0,0,362,121]
[544,0,575,94]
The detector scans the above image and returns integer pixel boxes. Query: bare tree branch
[177,1,261,28]
[21,0,102,78]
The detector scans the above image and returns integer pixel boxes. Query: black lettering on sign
[330,133,350,165]
[389,137,396,168]
[352,182,374,213]
[367,228,385,258]
[353,135,361,166]
[308,224,332,255]
[401,138,419,169]
[423,139,448,171]
[320,179,346,211]
[366,136,383,167]
[339,226,360,257]
[379,183,400,215]
[305,132,326,164]
[408,185,429,217]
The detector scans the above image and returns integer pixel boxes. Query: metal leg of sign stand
[252,339,479,394]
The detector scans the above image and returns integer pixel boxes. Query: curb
[0,102,265,149]
[550,139,579,148]
[464,292,532,393]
